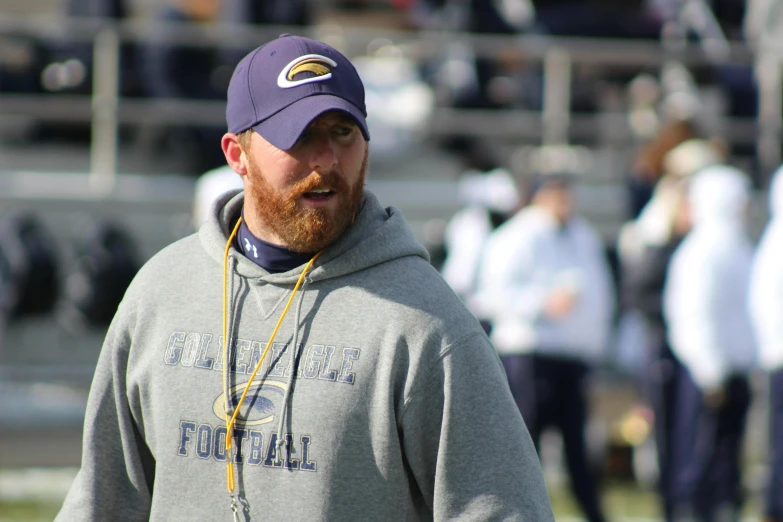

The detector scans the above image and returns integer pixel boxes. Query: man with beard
[55,35,554,522]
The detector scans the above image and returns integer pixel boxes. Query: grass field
[0,470,767,521]
[550,480,763,521]
[0,501,61,522]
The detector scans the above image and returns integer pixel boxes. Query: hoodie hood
[769,164,783,218]
[199,188,430,283]
[688,165,750,227]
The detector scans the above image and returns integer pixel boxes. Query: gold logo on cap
[288,60,331,80]
[278,54,338,89]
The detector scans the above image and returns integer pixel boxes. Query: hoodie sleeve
[664,240,727,389]
[55,320,154,522]
[399,332,554,521]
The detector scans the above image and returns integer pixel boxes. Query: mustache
[288,171,349,199]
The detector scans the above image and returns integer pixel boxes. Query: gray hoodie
[56,189,554,521]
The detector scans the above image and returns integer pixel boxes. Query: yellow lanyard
[222,216,322,514]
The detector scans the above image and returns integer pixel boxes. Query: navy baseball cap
[226,34,370,150]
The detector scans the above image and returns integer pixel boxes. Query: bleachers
[0,4,778,474]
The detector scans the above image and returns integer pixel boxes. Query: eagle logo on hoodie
[213,381,287,426]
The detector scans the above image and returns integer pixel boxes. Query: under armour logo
[243,238,258,259]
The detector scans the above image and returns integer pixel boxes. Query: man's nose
[308,133,338,173]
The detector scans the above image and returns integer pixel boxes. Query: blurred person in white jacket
[475,173,615,522]
[663,165,756,522]
[749,165,783,522]
[441,166,520,331]
[192,164,243,229]
[616,137,721,521]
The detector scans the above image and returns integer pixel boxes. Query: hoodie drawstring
[222,216,242,501]
[223,254,238,431]
[275,278,310,457]
[222,216,323,514]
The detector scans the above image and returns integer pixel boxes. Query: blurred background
[0,0,780,520]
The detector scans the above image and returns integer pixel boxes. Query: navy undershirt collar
[235,214,315,273]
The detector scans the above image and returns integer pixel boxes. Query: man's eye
[333,125,354,137]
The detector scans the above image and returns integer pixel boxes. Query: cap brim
[252,95,370,151]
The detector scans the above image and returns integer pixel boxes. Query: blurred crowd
[438,118,783,521]
[3,1,783,520]
[1,0,778,174]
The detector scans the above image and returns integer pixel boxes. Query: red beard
[245,150,367,253]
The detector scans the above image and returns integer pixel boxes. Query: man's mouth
[302,188,335,200]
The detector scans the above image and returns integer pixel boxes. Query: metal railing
[0,15,780,190]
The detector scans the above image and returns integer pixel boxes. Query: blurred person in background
[20,0,141,142]
[626,118,702,219]
[532,0,662,40]
[52,0,142,97]
[192,164,244,229]
[440,140,520,333]
[743,0,783,132]
[661,138,725,183]
[406,0,537,110]
[749,165,783,522]
[663,165,756,522]
[141,0,313,175]
[616,174,690,522]
[619,137,723,288]
[615,137,723,519]
[142,0,226,100]
[218,0,312,75]
[54,34,554,521]
[222,0,311,28]
[744,0,783,48]
[475,173,615,522]
[141,0,233,174]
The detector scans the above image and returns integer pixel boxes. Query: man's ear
[222,133,248,176]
